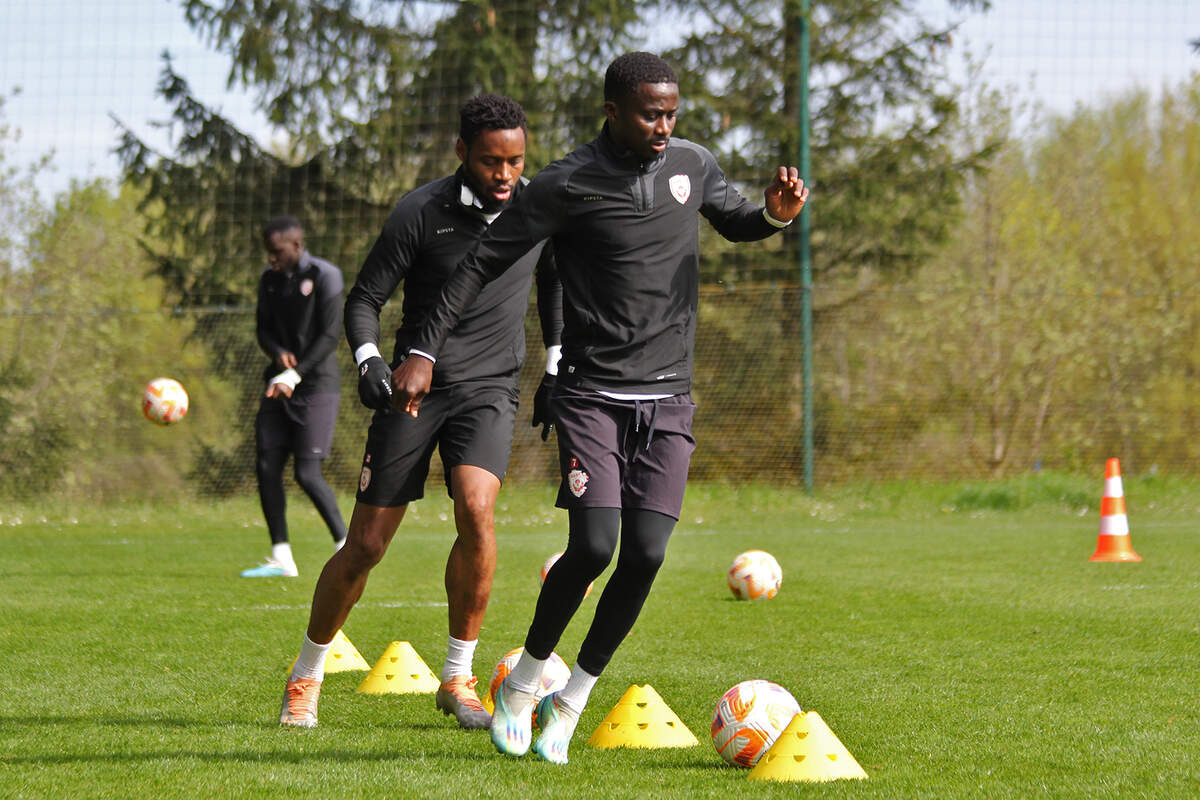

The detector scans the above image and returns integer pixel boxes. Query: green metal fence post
[798,0,814,493]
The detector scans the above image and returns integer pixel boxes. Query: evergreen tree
[118,1,995,299]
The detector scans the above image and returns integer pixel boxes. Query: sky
[2,0,1198,200]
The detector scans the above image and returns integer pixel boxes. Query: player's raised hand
[391,354,434,417]
[763,166,809,223]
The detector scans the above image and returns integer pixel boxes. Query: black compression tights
[256,450,346,545]
[525,507,676,676]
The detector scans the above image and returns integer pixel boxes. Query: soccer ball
[726,549,782,600]
[142,377,189,425]
[484,647,571,726]
[540,550,593,597]
[710,679,802,767]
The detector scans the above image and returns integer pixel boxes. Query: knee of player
[342,533,389,570]
[618,533,670,576]
[621,545,667,576]
[292,461,327,493]
[256,452,283,479]
[454,493,496,534]
[570,537,618,573]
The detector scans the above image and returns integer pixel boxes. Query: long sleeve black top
[256,251,344,394]
[409,125,783,395]
[345,169,562,386]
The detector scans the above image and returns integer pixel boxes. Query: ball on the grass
[486,646,570,727]
[726,549,782,600]
[710,679,802,767]
[142,377,189,425]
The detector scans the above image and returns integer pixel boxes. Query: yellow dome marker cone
[356,641,440,694]
[287,629,370,674]
[586,684,700,749]
[748,711,868,783]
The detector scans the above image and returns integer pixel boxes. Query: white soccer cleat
[279,677,321,727]
[531,692,580,765]
[436,675,492,729]
[240,557,298,578]
[489,677,537,756]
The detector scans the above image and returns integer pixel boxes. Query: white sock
[290,633,331,681]
[507,649,547,695]
[271,542,297,571]
[556,664,598,715]
[440,635,477,682]
[333,536,347,552]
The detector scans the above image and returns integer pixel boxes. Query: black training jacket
[345,169,561,386]
[256,251,344,394]
[410,124,784,395]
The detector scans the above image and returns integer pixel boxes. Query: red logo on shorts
[568,466,589,498]
[359,466,372,492]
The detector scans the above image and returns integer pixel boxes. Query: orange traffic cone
[1089,458,1141,562]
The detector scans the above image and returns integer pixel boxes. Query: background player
[279,95,562,729]
[243,216,347,578]
[388,53,809,763]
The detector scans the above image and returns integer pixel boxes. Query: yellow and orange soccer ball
[710,679,802,767]
[141,377,189,425]
[483,646,571,725]
[726,549,782,600]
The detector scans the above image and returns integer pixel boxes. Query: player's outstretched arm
[391,354,434,417]
[763,166,810,223]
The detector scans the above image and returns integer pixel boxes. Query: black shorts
[552,384,697,520]
[356,377,519,507]
[256,391,340,459]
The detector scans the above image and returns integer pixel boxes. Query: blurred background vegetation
[2,0,1198,502]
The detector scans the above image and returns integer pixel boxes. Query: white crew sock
[507,649,548,695]
[290,633,332,681]
[556,664,599,714]
[271,542,297,572]
[441,635,478,681]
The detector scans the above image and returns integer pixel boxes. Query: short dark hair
[604,52,678,103]
[459,94,527,148]
[262,215,302,240]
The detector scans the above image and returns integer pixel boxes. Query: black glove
[532,372,555,441]
[357,356,394,411]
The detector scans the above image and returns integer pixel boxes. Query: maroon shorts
[552,384,696,519]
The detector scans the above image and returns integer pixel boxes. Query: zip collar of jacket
[453,166,528,222]
[598,122,667,172]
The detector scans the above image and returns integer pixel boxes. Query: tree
[176,0,647,190]
[120,1,995,297]
[844,75,1200,478]
[0,179,239,500]
[116,59,384,308]
[659,0,995,285]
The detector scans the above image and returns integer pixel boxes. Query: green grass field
[1,476,1198,798]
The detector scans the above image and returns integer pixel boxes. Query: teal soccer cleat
[531,692,580,765]
[489,678,536,756]
[240,558,298,578]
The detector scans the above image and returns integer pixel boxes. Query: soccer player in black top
[243,216,348,578]
[280,95,562,730]
[390,53,810,763]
